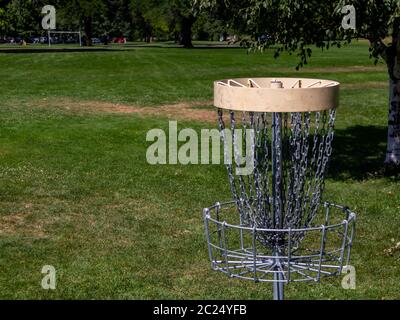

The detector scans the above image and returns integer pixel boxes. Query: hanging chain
[218,107,336,250]
[304,109,336,228]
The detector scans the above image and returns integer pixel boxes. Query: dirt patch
[157,103,215,123]
[0,208,47,238]
[33,77,386,125]
[0,148,8,156]
[36,98,217,123]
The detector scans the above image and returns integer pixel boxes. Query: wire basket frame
[204,201,356,283]
[203,78,357,300]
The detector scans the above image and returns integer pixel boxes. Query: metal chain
[218,107,336,250]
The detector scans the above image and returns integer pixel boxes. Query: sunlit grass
[0,41,399,299]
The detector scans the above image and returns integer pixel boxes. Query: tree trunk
[386,77,400,164]
[144,22,152,43]
[179,15,195,48]
[385,22,400,165]
[83,16,93,46]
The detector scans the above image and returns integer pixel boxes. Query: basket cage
[204,201,356,283]
[203,78,356,293]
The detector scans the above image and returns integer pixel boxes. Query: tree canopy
[199,0,400,166]
[0,0,230,46]
[199,1,397,68]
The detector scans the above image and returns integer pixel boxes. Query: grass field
[0,41,399,299]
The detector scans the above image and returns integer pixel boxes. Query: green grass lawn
[0,41,399,299]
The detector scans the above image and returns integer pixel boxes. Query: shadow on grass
[0,44,242,54]
[127,45,242,49]
[328,125,390,180]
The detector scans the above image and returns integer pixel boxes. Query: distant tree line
[0,0,236,47]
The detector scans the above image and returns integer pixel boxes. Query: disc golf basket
[203,78,356,300]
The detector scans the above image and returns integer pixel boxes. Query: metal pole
[270,80,285,229]
[272,112,284,229]
[271,80,285,300]
[273,265,284,300]
[271,111,285,300]
[48,30,50,47]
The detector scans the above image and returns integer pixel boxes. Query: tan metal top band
[214,78,340,112]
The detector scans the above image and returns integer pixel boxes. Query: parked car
[65,37,78,44]
[28,37,40,44]
[258,34,272,42]
[91,38,102,45]
[112,37,126,44]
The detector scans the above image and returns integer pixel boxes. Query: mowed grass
[0,41,399,299]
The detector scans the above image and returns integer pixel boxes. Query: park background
[0,0,400,299]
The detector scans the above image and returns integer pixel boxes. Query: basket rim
[214,77,340,113]
[203,200,356,233]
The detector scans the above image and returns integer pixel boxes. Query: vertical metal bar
[239,205,245,251]
[324,203,330,226]
[273,276,280,300]
[287,228,292,283]
[252,227,258,282]
[346,217,356,265]
[273,250,284,301]
[203,209,214,269]
[317,225,326,281]
[221,222,230,276]
[215,203,224,252]
[271,113,277,230]
[338,220,349,274]
[272,111,284,300]
[271,112,283,229]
